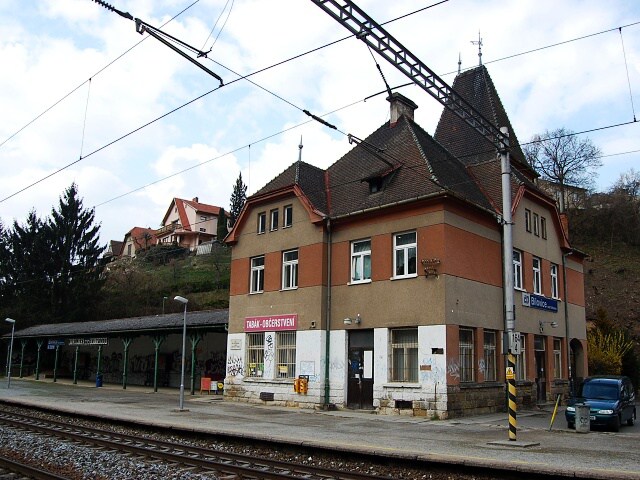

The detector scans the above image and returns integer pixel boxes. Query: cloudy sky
[1,0,638,246]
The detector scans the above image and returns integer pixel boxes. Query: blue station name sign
[522,292,558,313]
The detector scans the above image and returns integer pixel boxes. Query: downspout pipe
[323,217,332,408]
[562,251,573,395]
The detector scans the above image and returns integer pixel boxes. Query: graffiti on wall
[227,356,244,377]
[447,358,460,379]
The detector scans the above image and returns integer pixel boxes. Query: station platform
[0,378,638,479]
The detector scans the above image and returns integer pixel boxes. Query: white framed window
[283,205,293,228]
[390,328,418,382]
[550,263,559,299]
[393,231,417,278]
[459,328,475,382]
[246,333,265,377]
[270,209,279,231]
[200,215,207,222]
[525,209,532,233]
[351,239,371,283]
[553,338,562,379]
[532,257,542,294]
[515,335,526,380]
[199,228,206,232]
[282,249,298,290]
[541,217,547,239]
[513,250,523,290]
[533,213,540,236]
[483,331,497,382]
[257,212,266,234]
[250,256,265,293]
[276,331,296,378]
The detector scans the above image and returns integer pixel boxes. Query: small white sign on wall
[230,339,242,350]
[300,361,315,376]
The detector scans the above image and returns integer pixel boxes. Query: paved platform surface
[0,378,638,479]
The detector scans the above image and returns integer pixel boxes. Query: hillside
[578,240,640,336]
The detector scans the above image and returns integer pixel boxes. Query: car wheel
[612,415,621,432]
[627,412,635,427]
[567,421,574,429]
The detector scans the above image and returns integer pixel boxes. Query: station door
[347,329,374,410]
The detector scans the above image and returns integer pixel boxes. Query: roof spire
[295,136,303,184]
[458,52,461,74]
[471,30,483,66]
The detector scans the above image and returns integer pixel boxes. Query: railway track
[0,410,395,480]
[0,454,71,480]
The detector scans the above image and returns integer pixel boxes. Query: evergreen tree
[1,211,53,324]
[229,172,247,228]
[48,183,106,322]
[216,208,228,240]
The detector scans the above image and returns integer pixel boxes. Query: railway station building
[223,65,588,418]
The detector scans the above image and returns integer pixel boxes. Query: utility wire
[200,0,234,52]
[619,27,637,122]
[3,3,638,205]
[0,0,201,151]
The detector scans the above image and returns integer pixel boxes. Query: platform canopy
[2,309,229,340]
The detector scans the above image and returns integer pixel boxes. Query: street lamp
[5,318,15,389]
[162,296,168,315]
[173,296,188,411]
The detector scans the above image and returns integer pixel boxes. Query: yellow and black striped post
[507,353,517,441]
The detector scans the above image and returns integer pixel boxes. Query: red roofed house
[156,197,225,251]
[121,227,158,258]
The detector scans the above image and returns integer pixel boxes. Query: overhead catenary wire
[619,27,637,122]
[0,0,202,151]
[2,3,639,207]
[200,0,234,52]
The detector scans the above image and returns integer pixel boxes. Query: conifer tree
[229,173,247,228]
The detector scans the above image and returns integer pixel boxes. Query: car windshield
[580,383,618,400]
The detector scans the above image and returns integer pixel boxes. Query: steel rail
[0,411,393,480]
[0,455,72,480]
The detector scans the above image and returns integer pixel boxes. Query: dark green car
[565,376,636,432]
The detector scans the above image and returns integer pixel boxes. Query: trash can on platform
[575,403,590,433]
[95,374,103,388]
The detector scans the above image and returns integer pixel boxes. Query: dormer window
[364,166,399,194]
[368,177,384,193]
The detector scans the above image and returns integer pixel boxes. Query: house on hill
[156,197,225,251]
[224,66,587,418]
[121,227,158,258]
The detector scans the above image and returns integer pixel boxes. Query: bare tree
[524,128,602,212]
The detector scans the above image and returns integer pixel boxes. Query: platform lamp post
[5,318,16,389]
[162,296,168,315]
[173,296,188,411]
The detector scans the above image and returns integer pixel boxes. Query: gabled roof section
[161,197,222,232]
[124,227,157,247]
[326,115,491,217]
[255,161,328,214]
[434,65,534,178]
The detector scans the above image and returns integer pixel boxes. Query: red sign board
[244,314,297,332]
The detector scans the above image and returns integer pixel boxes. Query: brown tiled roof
[253,66,546,220]
[434,66,531,171]
[255,161,328,214]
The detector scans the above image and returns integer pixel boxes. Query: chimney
[192,197,199,203]
[387,92,418,125]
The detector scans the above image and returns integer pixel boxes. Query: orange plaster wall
[566,267,585,307]
[299,243,325,287]
[441,225,502,286]
[264,251,281,292]
[371,234,392,281]
[331,241,350,286]
[230,258,249,296]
